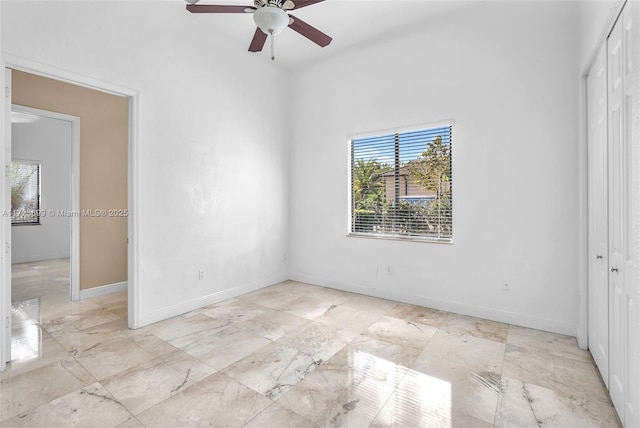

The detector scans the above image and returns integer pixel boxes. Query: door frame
[0,54,140,371]
[11,104,81,301]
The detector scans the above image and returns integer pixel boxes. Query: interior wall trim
[136,273,289,328]
[290,272,577,337]
[79,281,127,300]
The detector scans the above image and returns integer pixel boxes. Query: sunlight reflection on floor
[354,350,452,427]
[11,300,42,361]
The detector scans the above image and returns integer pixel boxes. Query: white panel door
[607,14,627,422]
[622,1,640,425]
[587,44,609,386]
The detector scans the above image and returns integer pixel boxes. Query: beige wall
[12,70,128,290]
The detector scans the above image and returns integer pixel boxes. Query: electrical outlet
[198,269,205,280]
[502,283,511,292]
[387,265,392,276]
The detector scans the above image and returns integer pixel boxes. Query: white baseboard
[134,270,576,337]
[137,273,289,328]
[289,272,577,337]
[80,281,128,300]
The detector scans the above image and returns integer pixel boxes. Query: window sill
[347,232,453,244]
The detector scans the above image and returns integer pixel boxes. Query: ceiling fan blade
[288,14,332,47]
[186,5,254,13]
[248,27,268,52]
[290,0,325,10]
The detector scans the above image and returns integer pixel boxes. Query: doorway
[10,105,79,361]
[1,61,139,371]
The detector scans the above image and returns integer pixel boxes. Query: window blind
[350,125,452,241]
[11,161,41,225]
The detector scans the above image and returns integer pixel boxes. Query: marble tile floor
[11,258,70,303]
[10,259,74,362]
[0,280,620,427]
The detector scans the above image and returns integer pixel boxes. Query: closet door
[587,45,609,386]
[607,12,626,421]
[622,2,639,425]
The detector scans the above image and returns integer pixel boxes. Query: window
[349,124,452,242]
[11,160,41,225]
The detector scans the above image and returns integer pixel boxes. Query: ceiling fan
[186,0,332,60]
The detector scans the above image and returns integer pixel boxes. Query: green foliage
[352,199,451,238]
[11,163,39,223]
[11,163,29,211]
[352,159,385,204]
[354,209,376,232]
[382,200,449,237]
[405,136,451,196]
[404,135,452,236]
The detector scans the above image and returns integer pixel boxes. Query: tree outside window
[11,160,41,225]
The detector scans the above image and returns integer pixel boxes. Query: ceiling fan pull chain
[270,29,275,60]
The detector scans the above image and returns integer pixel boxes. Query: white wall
[289,1,581,335]
[1,1,290,325]
[11,114,71,263]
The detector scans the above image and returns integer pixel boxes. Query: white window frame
[347,120,454,243]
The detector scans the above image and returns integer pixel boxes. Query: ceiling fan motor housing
[253,4,289,35]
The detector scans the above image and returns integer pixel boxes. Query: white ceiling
[171,0,473,70]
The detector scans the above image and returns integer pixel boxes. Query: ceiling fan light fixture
[253,6,289,35]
